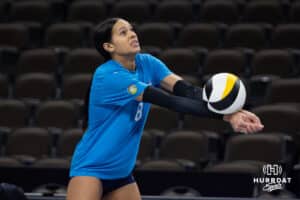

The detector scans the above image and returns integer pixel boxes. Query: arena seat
[224,24,269,50]
[10,1,52,25]
[67,1,107,24]
[32,158,70,169]
[144,105,180,132]
[138,23,175,49]
[137,131,156,163]
[0,23,29,50]
[56,128,83,158]
[252,104,300,133]
[271,24,300,49]
[0,99,29,129]
[138,159,186,172]
[200,0,239,24]
[14,73,57,101]
[224,133,292,164]
[45,23,85,49]
[159,48,200,77]
[251,49,295,78]
[5,127,51,164]
[35,100,79,130]
[290,1,300,23]
[183,114,231,134]
[62,73,92,101]
[153,1,194,24]
[265,79,300,104]
[16,48,59,76]
[242,1,285,25]
[111,1,151,24]
[205,133,294,178]
[63,48,104,75]
[177,23,221,50]
[202,49,247,78]
[159,130,211,169]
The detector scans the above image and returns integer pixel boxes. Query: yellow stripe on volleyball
[221,74,238,100]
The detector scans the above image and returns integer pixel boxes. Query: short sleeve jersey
[70,53,172,179]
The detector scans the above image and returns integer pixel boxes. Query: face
[105,19,141,57]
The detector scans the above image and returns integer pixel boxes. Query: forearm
[173,80,203,100]
[143,86,223,119]
[173,80,226,120]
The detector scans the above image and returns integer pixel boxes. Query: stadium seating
[1,0,300,196]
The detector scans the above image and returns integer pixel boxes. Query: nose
[129,29,137,38]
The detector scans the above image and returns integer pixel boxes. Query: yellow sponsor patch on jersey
[128,84,138,95]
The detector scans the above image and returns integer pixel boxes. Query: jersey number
[135,102,143,122]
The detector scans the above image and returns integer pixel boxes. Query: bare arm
[160,74,183,92]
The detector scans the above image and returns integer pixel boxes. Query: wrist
[223,114,232,122]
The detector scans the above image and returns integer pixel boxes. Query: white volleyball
[202,73,247,114]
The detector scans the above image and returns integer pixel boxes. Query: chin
[135,46,141,52]
[132,48,141,54]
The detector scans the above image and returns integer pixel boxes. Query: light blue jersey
[70,53,172,179]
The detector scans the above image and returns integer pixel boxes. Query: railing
[25,193,300,200]
[1,166,299,199]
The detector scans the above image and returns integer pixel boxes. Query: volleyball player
[67,18,264,200]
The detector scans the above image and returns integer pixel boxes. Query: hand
[223,109,264,134]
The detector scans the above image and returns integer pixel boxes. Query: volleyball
[202,73,247,115]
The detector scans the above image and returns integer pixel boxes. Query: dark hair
[83,18,120,129]
[94,17,120,61]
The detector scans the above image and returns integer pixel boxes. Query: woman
[67,18,264,200]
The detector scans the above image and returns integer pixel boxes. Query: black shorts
[101,174,136,196]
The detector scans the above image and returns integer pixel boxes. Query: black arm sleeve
[143,86,223,119]
[173,80,203,101]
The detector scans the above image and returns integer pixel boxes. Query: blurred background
[0,0,300,199]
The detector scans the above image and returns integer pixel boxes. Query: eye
[120,30,126,35]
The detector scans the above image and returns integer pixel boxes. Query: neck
[112,54,136,71]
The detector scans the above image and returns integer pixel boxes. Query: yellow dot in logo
[128,84,137,95]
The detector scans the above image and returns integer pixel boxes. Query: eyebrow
[117,25,133,32]
[118,26,126,32]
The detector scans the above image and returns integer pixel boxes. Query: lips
[130,40,140,47]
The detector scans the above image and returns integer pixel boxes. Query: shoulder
[95,64,135,86]
[136,53,164,71]
[94,60,120,77]
[136,53,158,63]
[91,61,120,87]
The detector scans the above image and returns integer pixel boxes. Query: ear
[103,42,114,53]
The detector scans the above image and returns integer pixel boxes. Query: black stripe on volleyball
[207,79,240,110]
[204,78,213,100]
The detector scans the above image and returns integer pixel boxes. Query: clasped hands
[223,109,264,134]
